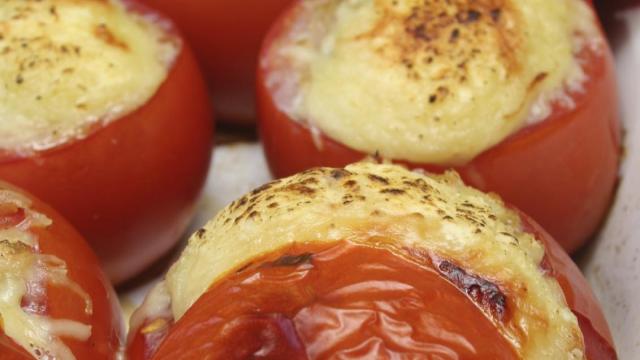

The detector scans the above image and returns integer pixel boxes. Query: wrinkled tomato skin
[257,2,621,253]
[127,214,616,359]
[0,181,123,359]
[140,0,291,123]
[0,40,214,284]
[0,337,32,360]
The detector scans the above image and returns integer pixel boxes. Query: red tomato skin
[139,0,292,123]
[0,181,123,359]
[0,40,214,284]
[257,2,621,253]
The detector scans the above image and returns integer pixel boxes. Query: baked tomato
[257,0,621,253]
[126,163,616,359]
[0,0,214,284]
[140,0,291,123]
[0,181,122,359]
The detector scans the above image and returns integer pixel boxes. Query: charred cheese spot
[265,0,602,164]
[0,189,92,360]
[0,0,179,155]
[159,162,586,359]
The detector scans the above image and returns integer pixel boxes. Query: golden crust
[165,162,584,358]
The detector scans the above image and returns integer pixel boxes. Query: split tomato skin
[140,0,292,123]
[0,181,123,359]
[257,2,621,253]
[0,41,214,284]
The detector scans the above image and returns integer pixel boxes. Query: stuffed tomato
[257,0,621,253]
[126,162,616,359]
[0,181,122,359]
[140,0,292,123]
[0,0,214,284]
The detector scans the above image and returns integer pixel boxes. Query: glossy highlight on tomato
[140,0,291,123]
[129,241,519,359]
[0,181,123,359]
[0,5,214,284]
[257,1,621,253]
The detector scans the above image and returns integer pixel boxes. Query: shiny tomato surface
[129,241,519,359]
[0,22,214,284]
[140,0,291,123]
[0,181,122,359]
[257,1,621,254]
[594,0,639,42]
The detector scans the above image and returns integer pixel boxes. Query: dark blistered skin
[134,242,518,360]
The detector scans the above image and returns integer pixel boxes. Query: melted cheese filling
[0,0,179,155]
[161,162,585,358]
[128,282,172,340]
[266,0,601,164]
[0,190,93,360]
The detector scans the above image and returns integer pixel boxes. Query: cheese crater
[267,0,601,164]
[0,0,179,155]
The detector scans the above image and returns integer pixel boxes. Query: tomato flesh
[133,242,518,359]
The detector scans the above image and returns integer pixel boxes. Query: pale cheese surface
[265,0,601,164]
[0,0,179,155]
